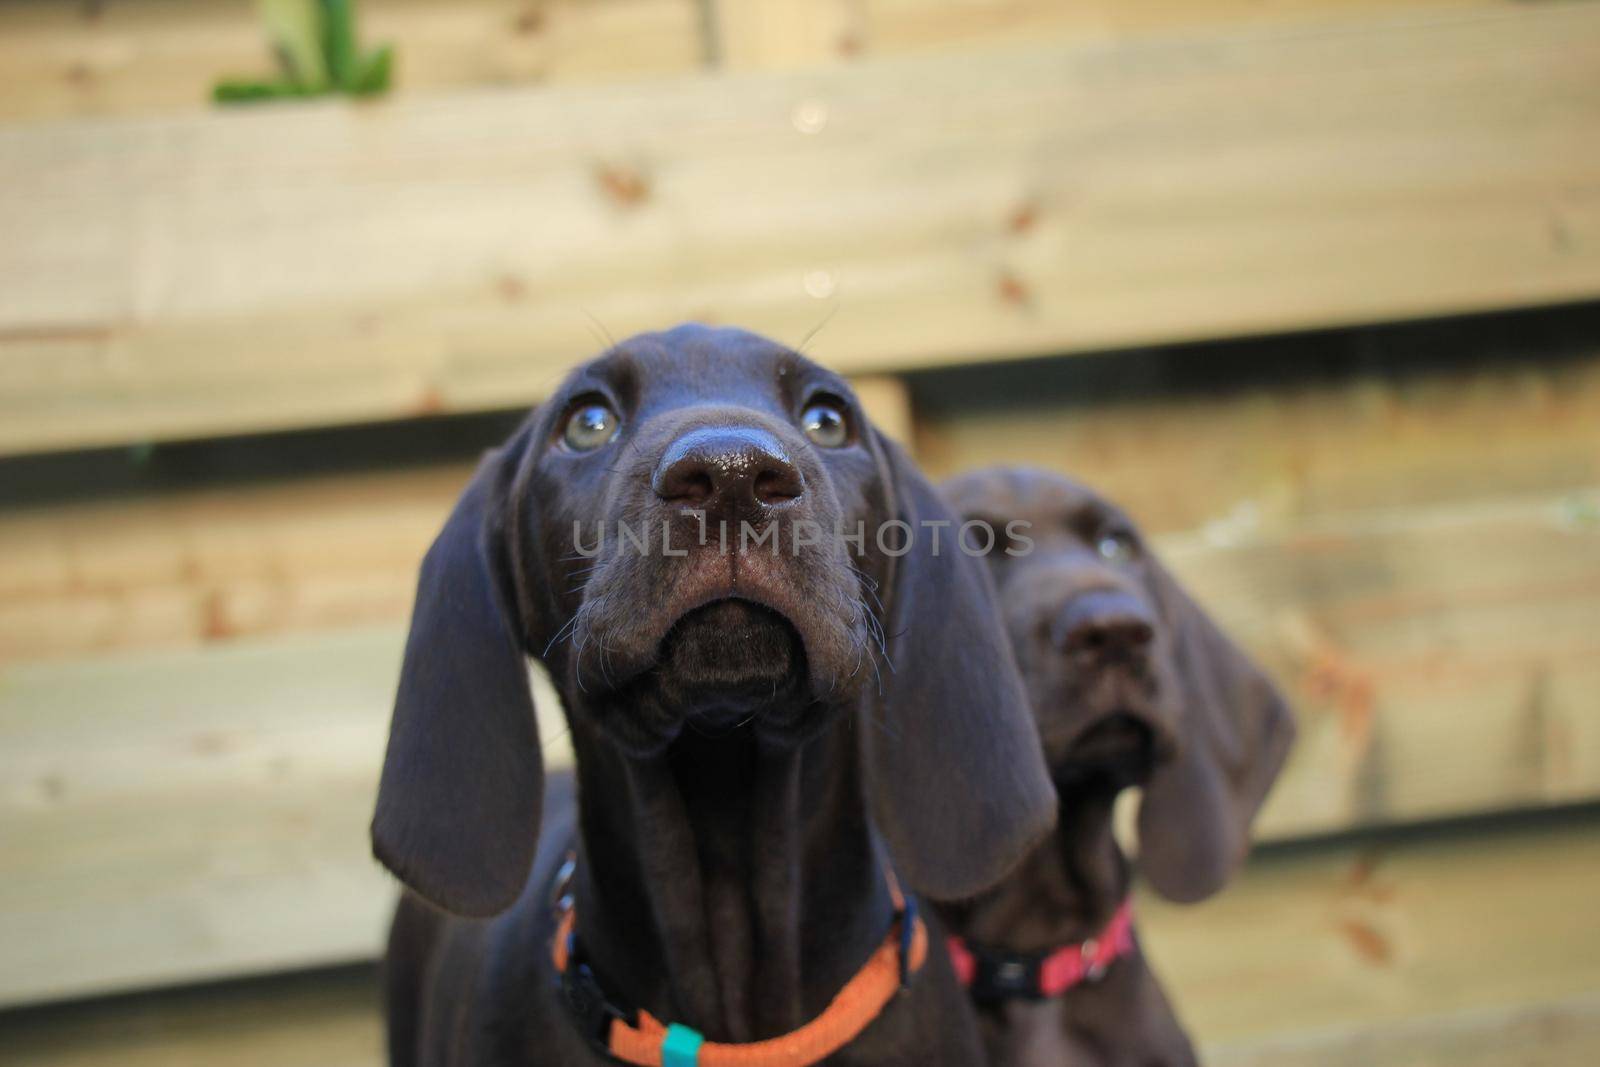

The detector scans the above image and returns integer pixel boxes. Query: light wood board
[0,0,706,124]
[0,624,567,1007]
[4,4,1599,454]
[4,481,1598,1003]
[709,0,1501,70]
[2,813,1597,1061]
[1144,813,1600,1042]
[0,0,1501,124]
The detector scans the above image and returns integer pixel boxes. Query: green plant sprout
[214,0,392,103]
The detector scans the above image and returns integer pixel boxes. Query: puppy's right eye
[1096,530,1138,563]
[562,401,620,451]
[800,398,850,448]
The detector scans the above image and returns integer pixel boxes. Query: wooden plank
[2,811,1598,1060]
[0,0,1495,124]
[847,374,912,445]
[0,624,569,1007]
[3,485,1597,1003]
[1144,814,1600,1043]
[710,0,1502,70]
[914,312,1600,536]
[4,4,1599,455]
[0,0,706,124]
[1167,491,1600,839]
[3,466,1597,831]
[909,326,1600,837]
[0,465,467,663]
[0,375,909,665]
[0,968,384,1067]
[5,994,1600,1067]
[1207,994,1600,1067]
[0,626,400,1006]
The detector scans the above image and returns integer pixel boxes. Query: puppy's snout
[1052,590,1155,660]
[652,426,805,516]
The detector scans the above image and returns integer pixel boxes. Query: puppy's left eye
[562,401,620,451]
[1096,529,1138,563]
[800,399,850,448]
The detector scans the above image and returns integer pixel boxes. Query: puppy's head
[517,328,874,754]
[943,467,1294,903]
[372,327,1055,915]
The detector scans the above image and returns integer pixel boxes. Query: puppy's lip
[659,551,809,644]
[664,595,796,642]
[675,601,800,726]
[670,597,804,687]
[1070,712,1151,752]
[1046,706,1168,761]
[572,539,861,706]
[1053,711,1165,785]
[654,599,811,732]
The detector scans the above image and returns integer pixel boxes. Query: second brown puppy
[938,468,1296,1067]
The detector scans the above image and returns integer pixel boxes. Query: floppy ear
[371,431,544,917]
[864,438,1057,900]
[1137,559,1295,903]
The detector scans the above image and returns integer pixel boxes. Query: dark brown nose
[1052,590,1155,659]
[652,426,804,518]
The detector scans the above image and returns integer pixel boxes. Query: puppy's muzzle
[1051,590,1156,664]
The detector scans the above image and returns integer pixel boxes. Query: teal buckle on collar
[662,1022,705,1067]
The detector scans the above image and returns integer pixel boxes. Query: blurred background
[2,1,1598,1064]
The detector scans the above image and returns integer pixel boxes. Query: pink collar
[947,900,1135,1000]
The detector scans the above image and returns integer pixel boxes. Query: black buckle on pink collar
[948,899,1135,1003]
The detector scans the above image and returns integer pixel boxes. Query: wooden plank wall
[3,3,1599,454]
[0,374,912,665]
[4,309,1597,1005]
[2,0,1599,1042]
[0,0,708,122]
[914,311,1600,837]
[0,625,567,1006]
[708,0,1500,69]
[0,380,908,1004]
[1,0,1500,124]
[5,810,1599,1065]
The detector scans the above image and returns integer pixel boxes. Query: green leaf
[213,0,391,105]
[257,0,328,87]
[324,0,359,90]
[212,79,313,103]
[352,44,394,95]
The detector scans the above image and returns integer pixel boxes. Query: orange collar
[550,863,927,1067]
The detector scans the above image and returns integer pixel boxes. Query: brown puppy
[372,326,1056,1066]
[937,468,1295,1067]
